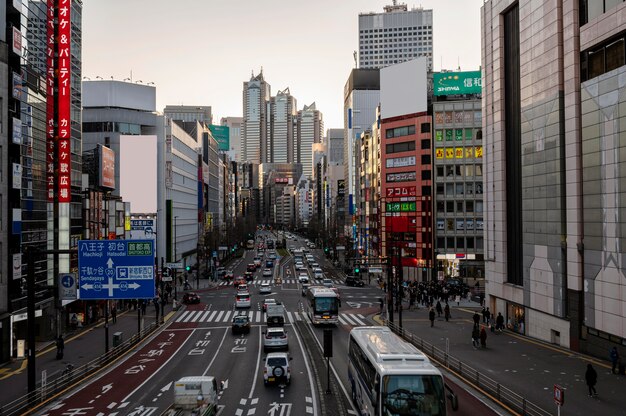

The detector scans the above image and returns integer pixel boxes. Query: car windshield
[237,296,249,301]
[234,317,248,323]
[267,357,287,367]
[382,375,445,416]
[267,330,285,338]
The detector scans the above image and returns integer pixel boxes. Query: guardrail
[0,321,159,416]
[383,319,552,416]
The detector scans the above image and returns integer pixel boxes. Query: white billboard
[381,58,428,120]
[120,135,157,213]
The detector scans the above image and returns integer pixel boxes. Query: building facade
[242,71,271,164]
[163,105,212,125]
[482,0,626,355]
[358,3,433,70]
[269,88,296,163]
[221,116,243,163]
[297,102,323,179]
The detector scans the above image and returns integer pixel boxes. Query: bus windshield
[382,375,445,416]
[314,297,338,313]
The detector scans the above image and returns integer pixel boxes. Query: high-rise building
[482,0,626,355]
[358,2,433,70]
[297,103,324,179]
[269,88,297,163]
[221,116,243,162]
[242,71,271,164]
[164,105,212,125]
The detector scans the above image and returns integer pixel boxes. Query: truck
[266,304,285,327]
[163,376,219,416]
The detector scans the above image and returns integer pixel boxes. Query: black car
[182,292,200,304]
[345,276,365,287]
[232,314,251,334]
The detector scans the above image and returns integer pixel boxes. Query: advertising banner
[12,72,22,100]
[337,179,345,195]
[433,71,482,96]
[386,186,416,197]
[386,171,416,182]
[99,144,115,189]
[46,0,55,202]
[12,163,22,189]
[12,26,21,55]
[386,156,416,168]
[435,148,444,159]
[57,0,71,203]
[386,202,417,213]
[209,125,230,151]
[12,117,21,144]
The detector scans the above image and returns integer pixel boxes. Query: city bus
[348,326,457,416]
[305,286,339,325]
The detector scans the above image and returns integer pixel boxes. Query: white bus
[348,326,456,416]
[305,286,339,324]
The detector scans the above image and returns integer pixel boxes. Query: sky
[82,0,483,130]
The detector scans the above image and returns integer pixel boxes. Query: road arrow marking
[101,383,113,394]
[222,379,229,390]
[161,381,172,392]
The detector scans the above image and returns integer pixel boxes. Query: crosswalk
[217,278,345,286]
[174,309,369,326]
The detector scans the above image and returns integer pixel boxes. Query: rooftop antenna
[353,51,357,68]
[457,57,461,71]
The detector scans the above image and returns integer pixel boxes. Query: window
[446,201,454,213]
[421,139,431,149]
[422,186,431,195]
[475,165,483,176]
[421,154,431,165]
[421,122,430,133]
[457,237,465,249]
[386,141,415,153]
[457,201,464,212]
[466,201,474,212]
[436,185,444,196]
[422,170,431,180]
[436,166,444,177]
[581,32,626,81]
[386,125,416,138]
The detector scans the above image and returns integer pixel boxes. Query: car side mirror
[448,392,459,411]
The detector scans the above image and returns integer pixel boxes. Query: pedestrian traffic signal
[354,267,360,275]
[185,265,191,272]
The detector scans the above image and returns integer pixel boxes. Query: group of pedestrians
[471,311,487,349]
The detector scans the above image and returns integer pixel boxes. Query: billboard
[386,156,416,168]
[120,135,157,213]
[57,0,72,203]
[99,144,115,189]
[433,71,482,96]
[209,125,230,151]
[386,171,416,182]
[380,58,428,119]
[385,186,416,197]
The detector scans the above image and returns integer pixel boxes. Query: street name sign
[78,240,155,300]
[165,262,183,269]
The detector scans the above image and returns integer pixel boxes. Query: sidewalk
[375,301,625,416]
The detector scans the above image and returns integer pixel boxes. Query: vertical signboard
[46,0,55,202]
[57,0,71,203]
[99,144,115,189]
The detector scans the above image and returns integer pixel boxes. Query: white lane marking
[176,311,189,322]
[249,311,255,320]
[202,327,229,376]
[251,397,258,405]
[306,406,313,413]
[183,311,199,323]
[291,315,319,416]
[199,311,210,322]
[235,409,243,416]
[286,311,294,323]
[118,402,129,408]
[248,326,263,399]
[357,314,366,320]
[208,310,218,322]
[338,315,348,325]
[247,409,256,415]
[215,311,224,321]
[240,398,247,405]
[305,397,312,403]
[107,402,117,409]
[222,311,233,322]
[256,311,261,322]
[350,314,366,325]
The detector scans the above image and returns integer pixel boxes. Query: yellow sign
[124,217,131,231]
[465,147,473,158]
[475,146,483,158]
[435,148,444,159]
[445,148,454,159]
[455,148,463,158]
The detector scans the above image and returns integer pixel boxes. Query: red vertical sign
[57,0,71,203]
[46,0,55,202]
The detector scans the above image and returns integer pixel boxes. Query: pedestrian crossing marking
[172,309,368,326]
[217,278,346,286]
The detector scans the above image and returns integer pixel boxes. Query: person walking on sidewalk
[585,363,598,397]
[56,335,64,360]
[610,347,620,374]
[428,307,436,327]
[496,312,504,331]
[472,325,480,349]
[480,326,487,348]
[435,300,442,317]
[444,303,451,322]
[473,311,481,327]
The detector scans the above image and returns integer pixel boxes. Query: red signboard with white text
[386,186,417,198]
[57,0,71,203]
[46,0,55,202]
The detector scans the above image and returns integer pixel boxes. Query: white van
[173,376,219,410]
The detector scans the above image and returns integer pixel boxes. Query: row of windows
[436,200,484,215]
[581,35,625,81]
[362,55,433,66]
[360,33,431,38]
[436,236,484,251]
[83,122,142,135]
[360,26,432,33]
[436,165,484,178]
[386,141,415,154]
[437,218,484,231]
[436,182,484,196]
[435,129,482,142]
[580,0,625,25]
[434,110,481,125]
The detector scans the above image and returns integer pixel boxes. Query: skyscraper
[358,2,433,70]
[221,116,243,162]
[297,103,323,179]
[242,71,271,164]
[269,88,297,163]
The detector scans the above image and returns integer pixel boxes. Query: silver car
[263,327,289,352]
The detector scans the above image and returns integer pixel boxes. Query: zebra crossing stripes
[174,309,368,326]
[217,278,345,286]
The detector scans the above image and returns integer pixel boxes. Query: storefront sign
[12,163,22,189]
[46,0,55,202]
[57,0,72,203]
[386,186,416,197]
[12,118,21,144]
[13,253,21,280]
[12,26,21,56]
[99,145,115,189]
[275,177,289,184]
[386,202,416,212]
[386,156,415,168]
[433,70,482,96]
[386,171,416,182]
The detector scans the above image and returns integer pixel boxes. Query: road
[38,231,499,416]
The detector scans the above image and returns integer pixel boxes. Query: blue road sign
[78,240,155,300]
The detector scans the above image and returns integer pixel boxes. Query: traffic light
[354,266,360,276]
[185,265,191,272]
[324,247,329,253]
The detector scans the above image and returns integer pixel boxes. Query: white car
[263,327,289,352]
[310,261,319,269]
[263,268,273,277]
[295,262,305,271]
[263,352,292,385]
[298,273,309,284]
[322,278,333,288]
[235,292,251,308]
[313,268,324,280]
[259,282,272,294]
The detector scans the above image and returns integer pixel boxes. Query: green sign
[386,202,416,212]
[209,125,230,151]
[455,129,463,141]
[435,130,443,141]
[128,242,153,256]
[433,71,482,96]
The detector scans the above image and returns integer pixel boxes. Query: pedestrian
[56,335,64,360]
[111,304,117,324]
[585,363,598,397]
[428,308,435,327]
[141,300,147,315]
[482,306,487,322]
[610,347,620,374]
[379,297,384,314]
[485,308,491,326]
[455,294,461,306]
[444,303,450,321]
[496,312,504,331]
[473,311,480,327]
[480,326,487,348]
[436,300,442,317]
[472,325,480,348]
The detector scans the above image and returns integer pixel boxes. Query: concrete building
[358,2,433,70]
[295,180,312,229]
[258,163,303,227]
[269,88,297,163]
[343,69,380,249]
[297,103,324,179]
[432,83,484,283]
[221,116,243,163]
[164,105,212,125]
[481,0,626,355]
[242,71,271,164]
[357,123,382,260]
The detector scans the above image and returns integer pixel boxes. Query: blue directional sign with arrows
[78,240,156,300]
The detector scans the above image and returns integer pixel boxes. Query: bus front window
[382,375,445,416]
[314,298,337,313]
